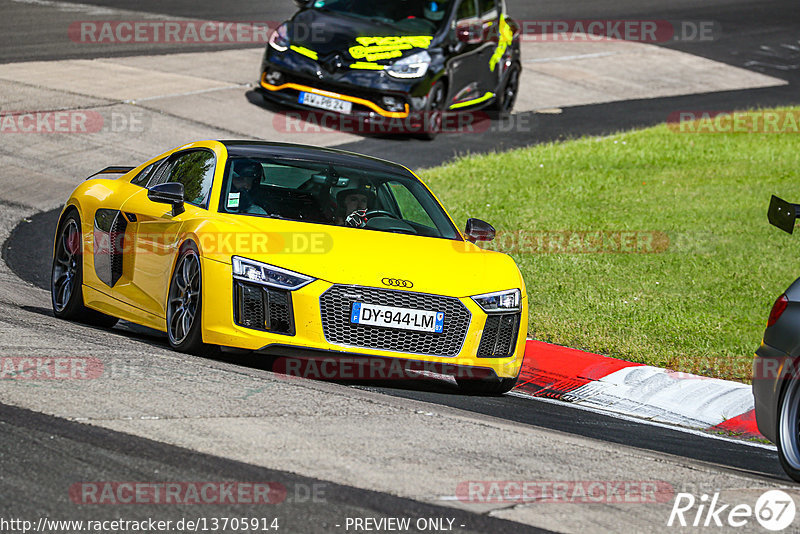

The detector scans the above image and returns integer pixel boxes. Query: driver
[335,186,376,227]
[230,160,268,215]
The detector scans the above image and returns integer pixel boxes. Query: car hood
[199,216,523,298]
[287,9,436,61]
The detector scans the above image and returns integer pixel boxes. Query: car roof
[218,140,416,178]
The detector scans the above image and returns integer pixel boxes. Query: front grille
[320,285,470,356]
[234,281,295,335]
[477,313,521,357]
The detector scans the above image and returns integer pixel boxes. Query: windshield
[219,157,460,240]
[312,0,452,34]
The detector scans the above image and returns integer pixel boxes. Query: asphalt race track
[1,0,800,532]
[0,209,792,481]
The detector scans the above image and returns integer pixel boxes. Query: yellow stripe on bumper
[260,74,410,118]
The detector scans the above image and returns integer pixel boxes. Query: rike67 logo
[667,490,796,531]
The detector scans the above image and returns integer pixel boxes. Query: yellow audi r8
[52,140,527,394]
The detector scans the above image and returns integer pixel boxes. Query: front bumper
[200,258,527,379]
[259,73,411,119]
[259,48,438,119]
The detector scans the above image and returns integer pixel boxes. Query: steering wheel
[366,209,400,219]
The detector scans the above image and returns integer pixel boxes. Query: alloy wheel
[52,219,80,312]
[167,251,201,345]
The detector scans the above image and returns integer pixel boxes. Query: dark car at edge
[754,195,800,481]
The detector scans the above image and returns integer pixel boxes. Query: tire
[456,373,519,396]
[51,211,119,328]
[419,81,446,141]
[487,63,520,119]
[166,242,214,355]
[777,378,800,481]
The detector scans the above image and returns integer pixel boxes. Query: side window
[159,151,216,208]
[457,0,477,21]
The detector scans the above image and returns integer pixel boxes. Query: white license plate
[350,302,444,334]
[299,92,353,114]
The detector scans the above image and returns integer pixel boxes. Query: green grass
[420,108,800,382]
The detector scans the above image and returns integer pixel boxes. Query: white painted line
[10,0,168,17]
[126,83,249,104]
[508,391,775,450]
[523,51,619,63]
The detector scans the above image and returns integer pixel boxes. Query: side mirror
[148,182,185,216]
[464,218,495,243]
[768,195,800,234]
[292,0,310,8]
[456,22,483,44]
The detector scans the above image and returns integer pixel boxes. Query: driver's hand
[345,209,368,228]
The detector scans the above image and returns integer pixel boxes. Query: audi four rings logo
[382,278,414,288]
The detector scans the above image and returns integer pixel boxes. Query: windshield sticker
[349,36,433,62]
[350,62,385,70]
[227,192,240,209]
[291,45,318,60]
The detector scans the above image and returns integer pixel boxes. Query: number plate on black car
[299,92,353,114]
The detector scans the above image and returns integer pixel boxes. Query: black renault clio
[258,0,521,130]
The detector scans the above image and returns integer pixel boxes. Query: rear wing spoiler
[86,166,135,180]
[768,195,800,234]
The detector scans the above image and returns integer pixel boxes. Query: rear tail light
[768,294,789,327]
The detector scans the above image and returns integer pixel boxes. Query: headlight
[269,23,289,52]
[232,256,315,290]
[471,289,521,313]
[385,51,431,79]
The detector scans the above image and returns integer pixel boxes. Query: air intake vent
[477,313,520,357]
[234,281,295,335]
